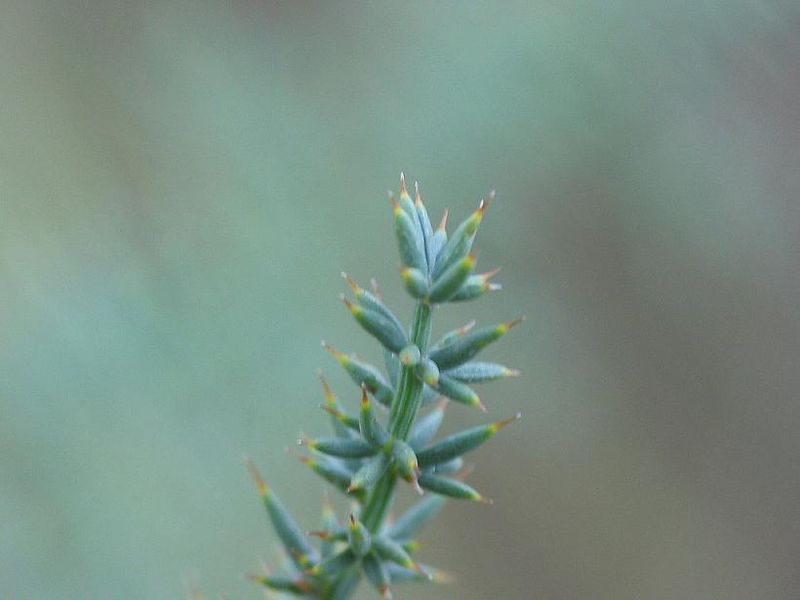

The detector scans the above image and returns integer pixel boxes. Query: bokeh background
[3,2,800,598]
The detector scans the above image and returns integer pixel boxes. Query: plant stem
[327,301,433,598]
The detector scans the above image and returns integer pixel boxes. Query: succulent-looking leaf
[309,527,348,543]
[416,414,521,468]
[383,349,400,388]
[343,296,408,353]
[415,357,440,387]
[342,272,405,335]
[400,266,428,299]
[427,210,448,270]
[392,197,427,273]
[391,439,422,493]
[414,182,434,268]
[431,194,491,279]
[308,547,357,578]
[420,383,440,407]
[320,403,360,434]
[245,458,316,569]
[428,317,523,370]
[397,173,417,219]
[387,495,447,542]
[408,400,447,451]
[363,554,393,599]
[347,514,372,558]
[318,371,360,434]
[359,387,390,447]
[449,269,502,302]
[330,570,362,600]
[322,342,394,406]
[386,563,453,584]
[372,536,426,575]
[248,574,315,595]
[320,492,340,559]
[348,453,391,494]
[428,456,464,475]
[428,254,476,303]
[304,436,377,459]
[428,320,476,354]
[444,360,519,383]
[295,452,363,499]
[417,472,491,503]
[430,373,485,412]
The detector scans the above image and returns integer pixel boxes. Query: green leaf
[400,266,428,299]
[348,453,391,495]
[295,453,362,499]
[408,400,446,451]
[392,197,426,273]
[343,296,408,353]
[318,372,360,434]
[428,320,475,354]
[416,414,520,468]
[391,439,421,493]
[342,272,405,334]
[430,373,485,412]
[362,554,392,599]
[427,456,463,475]
[428,254,476,303]
[372,536,424,574]
[304,436,377,459]
[359,386,390,447]
[420,383,439,407]
[427,210,448,270]
[386,495,446,542]
[308,548,357,579]
[248,574,316,595]
[444,361,519,383]
[417,473,491,503]
[383,349,400,388]
[245,458,317,569]
[428,317,522,370]
[347,514,372,558]
[319,493,340,560]
[323,342,394,406]
[414,182,434,267]
[342,295,408,352]
[449,269,502,302]
[386,563,452,584]
[415,357,440,387]
[431,194,491,279]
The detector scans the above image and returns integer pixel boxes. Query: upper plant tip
[399,172,408,194]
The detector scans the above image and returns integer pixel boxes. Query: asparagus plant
[246,175,521,599]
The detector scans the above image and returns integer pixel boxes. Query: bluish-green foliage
[247,176,520,599]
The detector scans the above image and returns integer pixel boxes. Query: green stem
[326,301,433,598]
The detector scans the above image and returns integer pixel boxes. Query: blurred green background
[3,1,800,598]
